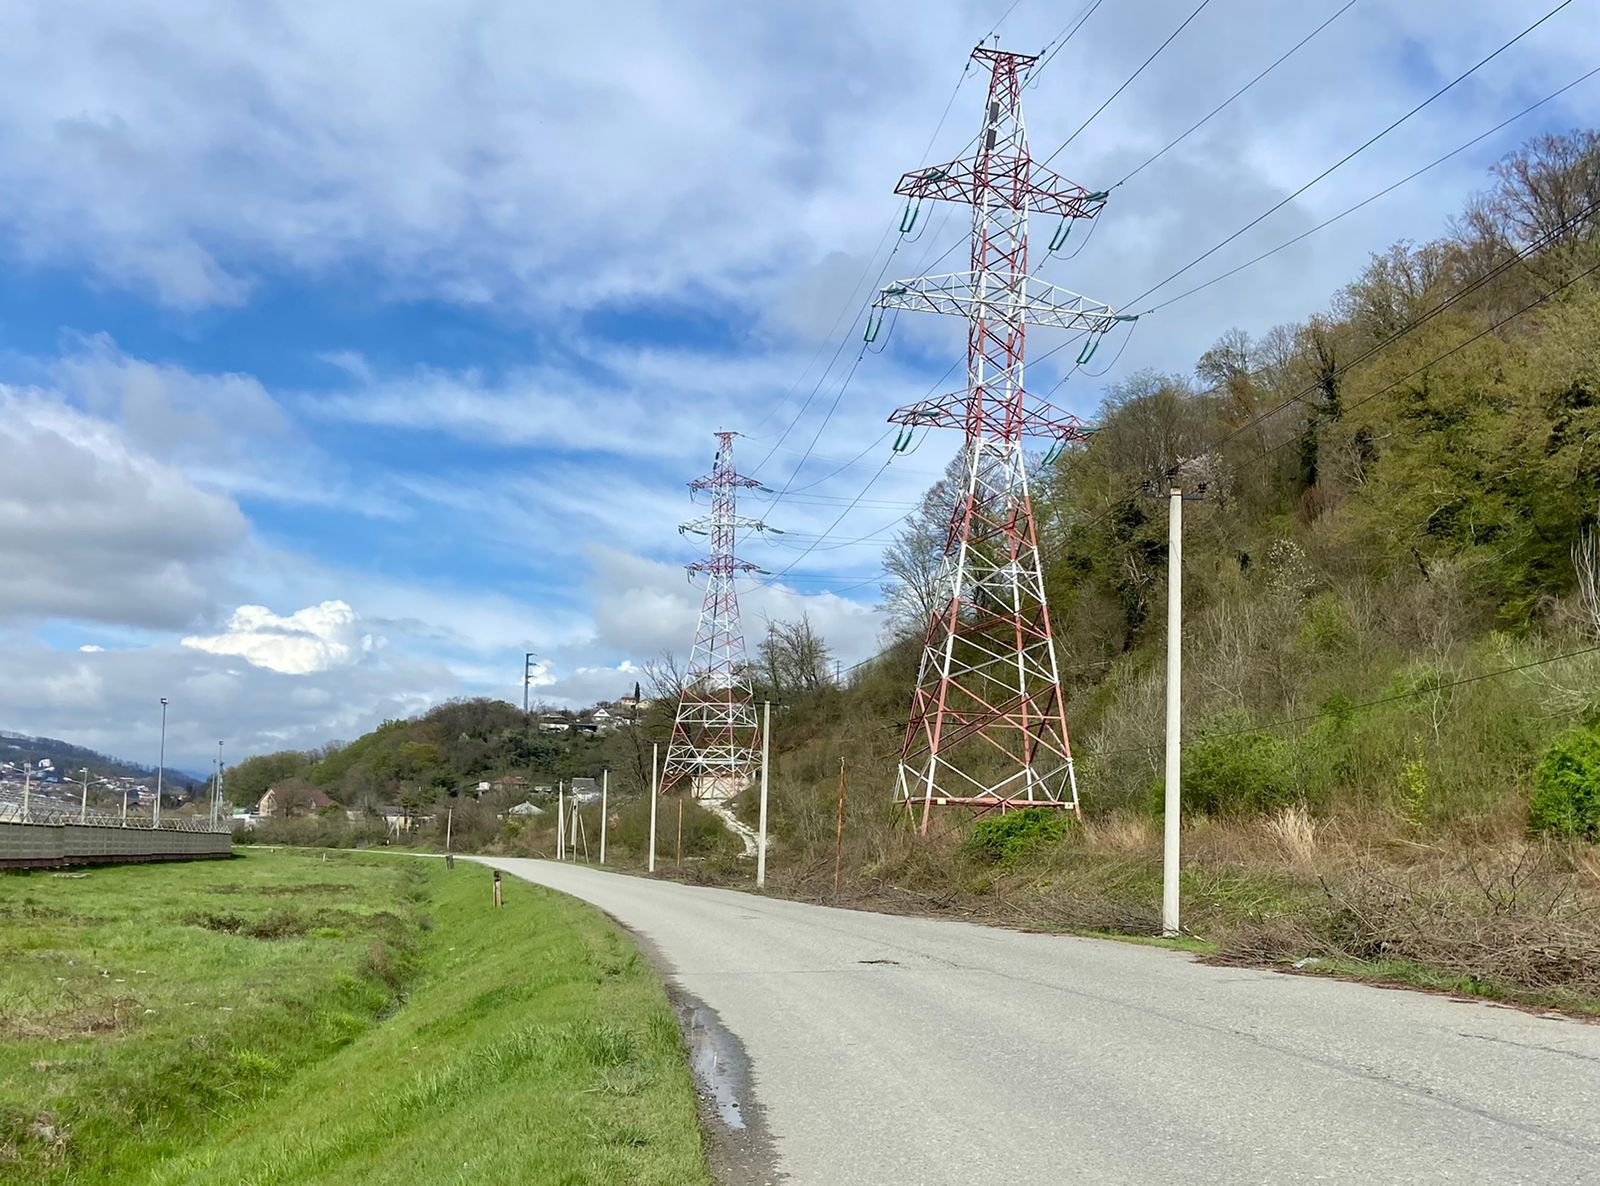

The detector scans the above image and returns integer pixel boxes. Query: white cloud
[0,388,247,628]
[181,600,376,675]
[0,633,455,769]
[0,0,1591,355]
[44,334,401,518]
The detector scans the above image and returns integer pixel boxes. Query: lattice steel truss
[875,45,1124,830]
[662,432,765,803]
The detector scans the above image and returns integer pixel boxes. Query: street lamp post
[154,697,168,828]
[79,767,90,823]
[214,740,225,829]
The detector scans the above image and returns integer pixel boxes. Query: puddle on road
[682,1003,747,1131]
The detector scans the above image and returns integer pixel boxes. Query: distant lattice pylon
[661,432,768,804]
[871,44,1132,831]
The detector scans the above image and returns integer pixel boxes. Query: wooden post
[676,797,684,869]
[834,757,846,895]
[492,869,502,909]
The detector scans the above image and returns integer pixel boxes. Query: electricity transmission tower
[872,44,1128,831]
[662,432,768,803]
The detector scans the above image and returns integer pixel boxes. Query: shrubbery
[1177,711,1297,816]
[963,808,1073,865]
[1529,724,1600,842]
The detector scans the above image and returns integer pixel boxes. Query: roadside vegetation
[0,851,708,1184]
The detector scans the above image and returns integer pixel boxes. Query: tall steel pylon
[872,44,1129,831]
[662,432,767,803]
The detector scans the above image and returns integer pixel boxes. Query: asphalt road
[477,857,1600,1185]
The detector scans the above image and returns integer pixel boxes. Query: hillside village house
[256,784,334,818]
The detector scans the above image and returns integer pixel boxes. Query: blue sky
[0,0,1593,769]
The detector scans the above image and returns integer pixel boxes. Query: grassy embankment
[0,850,709,1185]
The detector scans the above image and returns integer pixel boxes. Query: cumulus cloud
[0,389,247,628]
[0,634,453,770]
[181,600,377,675]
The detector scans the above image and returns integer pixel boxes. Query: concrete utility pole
[557,781,566,861]
[600,768,608,865]
[79,767,90,822]
[648,742,659,873]
[21,762,30,822]
[757,700,771,888]
[154,697,168,828]
[1162,486,1185,936]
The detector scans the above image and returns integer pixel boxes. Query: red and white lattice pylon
[661,432,768,804]
[871,45,1132,832]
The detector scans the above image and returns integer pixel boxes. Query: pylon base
[898,795,1081,835]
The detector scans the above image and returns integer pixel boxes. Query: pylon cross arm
[690,473,762,492]
[875,273,1120,334]
[687,557,763,574]
[894,158,1106,219]
[889,390,1095,442]
[681,513,770,535]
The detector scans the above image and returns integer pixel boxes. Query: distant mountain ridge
[0,730,202,790]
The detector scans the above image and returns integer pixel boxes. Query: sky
[0,0,1593,771]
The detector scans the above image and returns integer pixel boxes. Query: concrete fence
[0,819,233,869]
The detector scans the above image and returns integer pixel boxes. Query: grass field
[0,850,710,1184]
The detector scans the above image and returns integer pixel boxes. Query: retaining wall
[0,820,233,868]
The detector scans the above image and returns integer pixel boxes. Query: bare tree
[1573,510,1600,642]
[758,615,833,699]
[643,649,686,701]
[880,455,962,639]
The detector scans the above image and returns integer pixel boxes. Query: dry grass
[1263,805,1318,868]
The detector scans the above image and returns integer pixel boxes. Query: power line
[1140,63,1600,316]
[1212,196,1600,453]
[1027,0,1106,85]
[1084,642,1600,762]
[1039,0,1214,168]
[1123,0,1577,312]
[746,57,981,460]
[1231,253,1600,475]
[1111,0,1360,188]
[759,458,895,586]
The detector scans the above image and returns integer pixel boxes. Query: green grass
[0,851,709,1184]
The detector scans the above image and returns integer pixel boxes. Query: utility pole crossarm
[889,388,1095,444]
[873,273,1124,335]
[896,158,1107,219]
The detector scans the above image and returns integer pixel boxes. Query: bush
[1529,725,1600,842]
[963,808,1072,865]
[1177,711,1296,816]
